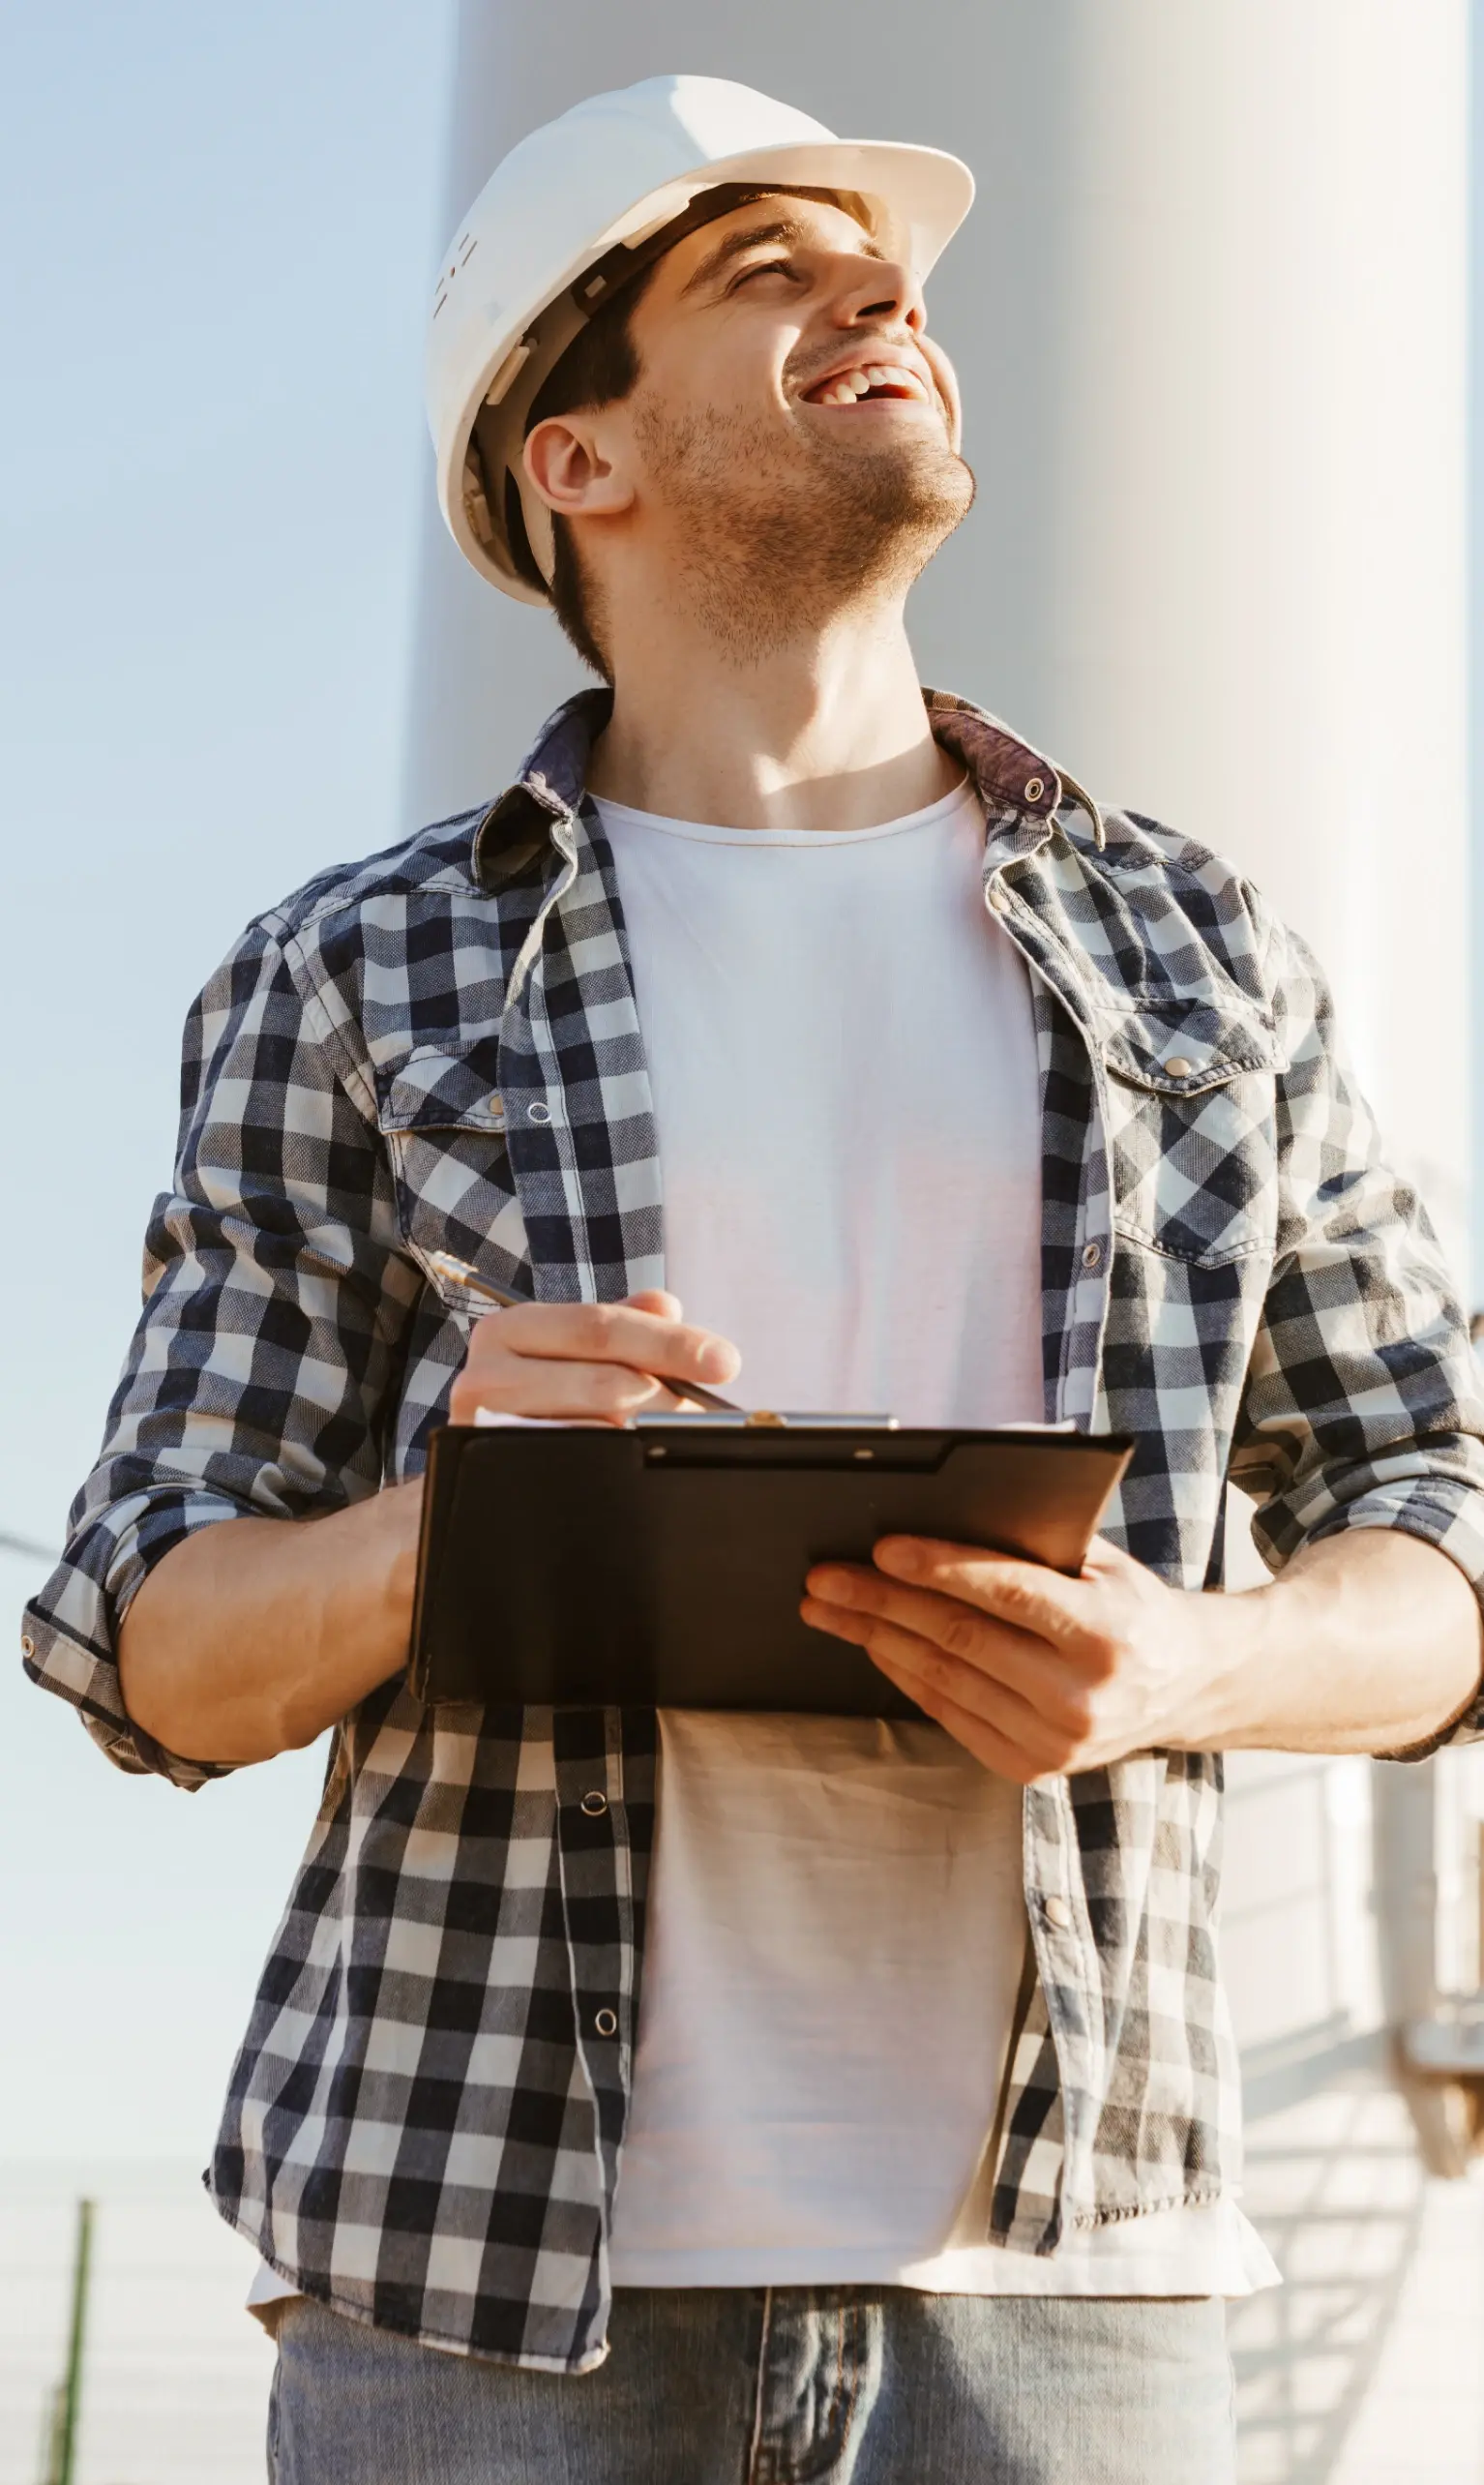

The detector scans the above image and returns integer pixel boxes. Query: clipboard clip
[634,1411,901,1430]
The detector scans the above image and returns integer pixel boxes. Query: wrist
[379,1476,426,1624]
[274,1480,425,1751]
[1167,1574,1282,1750]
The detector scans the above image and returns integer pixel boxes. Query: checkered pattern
[22,687,1484,2367]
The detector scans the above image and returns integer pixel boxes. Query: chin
[817,428,976,537]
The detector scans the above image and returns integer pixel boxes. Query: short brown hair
[519,269,658,681]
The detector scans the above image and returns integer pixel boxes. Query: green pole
[45,2198,94,2485]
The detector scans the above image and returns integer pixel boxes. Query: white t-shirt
[597,775,1275,2298]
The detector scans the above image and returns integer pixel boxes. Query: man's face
[627,191,964,472]
[550,193,973,655]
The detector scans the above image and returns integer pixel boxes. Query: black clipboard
[408,1421,1133,1716]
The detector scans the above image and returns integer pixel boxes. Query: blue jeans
[268,2286,1235,2483]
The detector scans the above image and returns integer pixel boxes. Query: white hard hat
[425,75,974,605]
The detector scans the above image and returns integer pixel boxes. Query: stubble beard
[631,394,976,664]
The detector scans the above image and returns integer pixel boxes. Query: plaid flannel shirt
[22,687,1484,2372]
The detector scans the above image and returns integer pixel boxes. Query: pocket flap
[376,1043,507,1134]
[1098,999,1288,1094]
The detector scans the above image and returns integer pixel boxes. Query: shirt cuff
[22,1488,250,1789]
[1255,1453,1484,1753]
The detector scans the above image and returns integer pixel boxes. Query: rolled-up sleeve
[20,912,418,1787]
[1231,919,1484,1748]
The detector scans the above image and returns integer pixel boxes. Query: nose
[830,250,927,336]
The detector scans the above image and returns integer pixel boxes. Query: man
[23,72,1484,2485]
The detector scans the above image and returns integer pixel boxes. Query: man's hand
[802,1536,1192,1781]
[802,1523,1484,1777]
[448,1290,741,1425]
[121,1288,742,1768]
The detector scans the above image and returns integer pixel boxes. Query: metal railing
[38,2200,93,2485]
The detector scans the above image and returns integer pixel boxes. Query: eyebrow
[679,215,887,298]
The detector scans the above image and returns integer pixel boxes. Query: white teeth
[812,363,928,404]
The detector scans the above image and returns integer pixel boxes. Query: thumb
[625,1289,683,1319]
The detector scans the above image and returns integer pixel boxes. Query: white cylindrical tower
[405,8,1476,2470]
[407,4,1469,1272]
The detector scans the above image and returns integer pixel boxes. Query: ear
[522,412,635,521]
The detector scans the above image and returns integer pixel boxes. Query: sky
[0,2,452,2159]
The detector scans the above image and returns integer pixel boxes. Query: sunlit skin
[525,196,965,518]
[115,196,1483,1774]
[522,193,969,833]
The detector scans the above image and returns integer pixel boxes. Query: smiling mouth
[801,361,933,408]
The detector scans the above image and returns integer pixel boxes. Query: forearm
[110,1295,740,1772]
[1189,1526,1483,1755]
[117,1481,424,1767]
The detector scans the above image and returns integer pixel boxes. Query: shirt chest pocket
[374,1043,526,1279]
[1099,1003,1286,1268]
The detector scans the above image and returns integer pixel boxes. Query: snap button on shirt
[1044,1896,1073,1931]
[526,1100,551,1124]
[1164,1055,1194,1079]
[594,2008,619,2038]
[1081,1242,1102,1271]
[580,1789,608,1817]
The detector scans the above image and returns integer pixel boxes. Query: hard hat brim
[432,136,974,605]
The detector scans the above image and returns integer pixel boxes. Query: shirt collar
[470,683,1101,892]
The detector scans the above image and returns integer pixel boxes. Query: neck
[585,591,957,833]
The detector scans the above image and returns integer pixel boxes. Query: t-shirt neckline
[589,774,976,850]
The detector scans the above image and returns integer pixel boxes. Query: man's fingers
[449,1353,691,1425]
[872,1537,1109,1657]
[863,1645,1048,1784]
[476,1300,740,1387]
[617,1294,729,1406]
[804,1563,1106,1745]
[806,1533,1174,1780]
[799,1595,1063,1765]
[448,1292,742,1425]
[806,1563,1048,1686]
